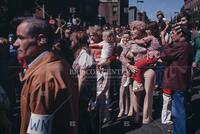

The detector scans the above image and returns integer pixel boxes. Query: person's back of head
[146,21,160,38]
[52,39,74,66]
[156,10,165,21]
[70,31,89,53]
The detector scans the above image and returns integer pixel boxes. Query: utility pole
[137,0,144,12]
[42,3,45,19]
[174,12,179,23]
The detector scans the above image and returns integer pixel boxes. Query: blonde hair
[102,30,115,42]
[129,21,146,39]
[129,21,146,31]
[86,25,102,42]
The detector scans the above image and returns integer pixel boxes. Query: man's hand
[192,62,200,71]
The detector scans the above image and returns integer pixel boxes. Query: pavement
[101,72,200,134]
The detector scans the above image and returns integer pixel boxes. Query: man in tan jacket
[14,17,78,134]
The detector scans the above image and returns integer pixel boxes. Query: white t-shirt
[72,49,94,71]
[98,40,113,63]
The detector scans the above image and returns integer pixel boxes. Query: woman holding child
[126,21,158,124]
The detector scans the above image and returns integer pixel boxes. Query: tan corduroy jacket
[19,51,78,134]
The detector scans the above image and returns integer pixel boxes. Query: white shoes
[132,81,144,92]
[162,121,173,125]
[117,110,124,118]
[102,117,110,124]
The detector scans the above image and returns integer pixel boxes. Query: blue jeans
[172,91,186,134]
[155,63,164,88]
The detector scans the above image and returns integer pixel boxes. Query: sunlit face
[13,22,38,60]
[171,29,181,42]
[180,17,188,25]
[131,29,139,39]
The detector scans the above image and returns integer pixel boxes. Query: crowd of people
[0,10,200,134]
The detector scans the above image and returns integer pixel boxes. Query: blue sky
[129,0,184,21]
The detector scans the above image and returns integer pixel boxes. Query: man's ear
[37,34,47,46]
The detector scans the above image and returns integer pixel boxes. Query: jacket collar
[21,51,61,81]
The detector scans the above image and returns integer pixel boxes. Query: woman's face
[131,29,139,39]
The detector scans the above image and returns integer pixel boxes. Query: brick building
[98,0,128,26]
[7,0,99,26]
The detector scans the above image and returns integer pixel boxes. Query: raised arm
[135,36,153,47]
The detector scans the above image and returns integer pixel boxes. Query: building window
[124,7,129,13]
[112,20,117,25]
[69,7,76,14]
[113,6,117,15]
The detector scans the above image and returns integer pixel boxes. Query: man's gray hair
[21,17,54,44]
